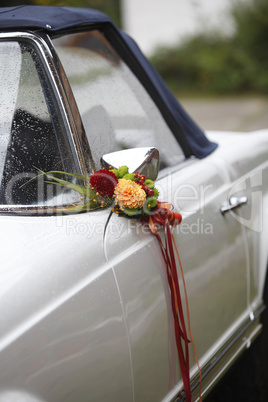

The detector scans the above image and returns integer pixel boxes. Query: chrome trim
[171,302,265,401]
[199,324,262,401]
[220,195,248,214]
[0,31,92,215]
[44,33,95,173]
[101,147,159,180]
[0,31,83,173]
[0,203,86,216]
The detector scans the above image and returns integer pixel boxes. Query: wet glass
[53,31,184,171]
[0,40,81,207]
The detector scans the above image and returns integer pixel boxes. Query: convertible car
[0,5,267,402]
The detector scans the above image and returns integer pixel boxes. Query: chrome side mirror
[101,147,159,180]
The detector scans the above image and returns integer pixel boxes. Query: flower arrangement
[41,165,165,220]
[36,165,201,402]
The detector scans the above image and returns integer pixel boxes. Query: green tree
[150,0,268,95]
[232,0,268,90]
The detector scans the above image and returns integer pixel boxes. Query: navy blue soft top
[0,5,217,158]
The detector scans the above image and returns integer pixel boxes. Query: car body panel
[1,126,267,400]
[207,129,268,308]
[0,213,133,401]
[0,6,267,401]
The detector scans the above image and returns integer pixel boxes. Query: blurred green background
[3,0,267,96]
[2,0,267,131]
[150,0,268,97]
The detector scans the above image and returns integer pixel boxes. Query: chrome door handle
[220,196,248,215]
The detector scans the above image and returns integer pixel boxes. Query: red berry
[140,179,144,185]
[148,189,154,196]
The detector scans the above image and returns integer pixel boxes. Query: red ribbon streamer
[142,201,202,402]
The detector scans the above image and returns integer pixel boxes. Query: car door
[0,36,134,402]
[103,156,249,401]
[158,156,249,373]
[206,131,268,327]
[0,23,254,402]
[51,30,249,400]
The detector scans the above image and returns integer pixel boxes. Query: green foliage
[153,188,159,198]
[143,196,157,213]
[144,179,154,189]
[150,0,268,95]
[117,165,129,178]
[123,173,135,181]
[110,168,119,178]
[123,207,140,216]
[232,0,268,91]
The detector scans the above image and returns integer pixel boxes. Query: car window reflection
[53,30,184,171]
[0,41,81,207]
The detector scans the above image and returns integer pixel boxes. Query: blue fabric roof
[0,5,217,158]
[0,6,110,31]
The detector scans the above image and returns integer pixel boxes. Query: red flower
[90,169,118,197]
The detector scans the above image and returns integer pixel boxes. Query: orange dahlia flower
[114,179,146,209]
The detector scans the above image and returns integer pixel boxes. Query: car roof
[0,6,111,32]
[0,5,217,158]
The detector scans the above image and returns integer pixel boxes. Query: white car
[0,5,267,402]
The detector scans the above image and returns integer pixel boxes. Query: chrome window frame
[167,300,265,401]
[0,31,91,215]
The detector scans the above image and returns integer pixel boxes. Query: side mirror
[101,147,159,181]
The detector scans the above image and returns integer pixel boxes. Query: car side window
[53,31,184,171]
[0,40,80,207]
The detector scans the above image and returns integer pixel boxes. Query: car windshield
[53,30,184,171]
[0,40,81,207]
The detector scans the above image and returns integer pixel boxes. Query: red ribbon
[142,201,202,402]
[146,201,182,233]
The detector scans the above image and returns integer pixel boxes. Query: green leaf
[57,202,102,213]
[46,170,91,182]
[123,207,142,216]
[44,177,92,196]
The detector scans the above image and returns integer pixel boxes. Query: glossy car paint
[0,212,133,401]
[1,130,267,401]
[0,20,267,402]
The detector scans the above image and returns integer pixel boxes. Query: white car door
[0,24,261,402]
[103,154,249,401]
[52,30,250,400]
